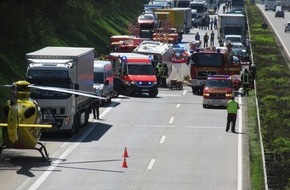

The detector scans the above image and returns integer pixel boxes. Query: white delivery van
[93,60,114,103]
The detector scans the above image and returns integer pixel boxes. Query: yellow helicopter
[0,80,103,161]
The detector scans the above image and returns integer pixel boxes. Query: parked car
[285,22,290,32]
[275,10,284,18]
[231,42,246,56]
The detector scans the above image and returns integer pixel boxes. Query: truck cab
[109,53,158,97]
[203,75,234,108]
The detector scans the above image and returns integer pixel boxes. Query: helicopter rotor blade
[0,85,12,88]
[0,123,52,128]
[29,85,106,99]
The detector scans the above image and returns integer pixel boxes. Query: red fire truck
[190,47,241,94]
[110,35,144,53]
[108,52,158,97]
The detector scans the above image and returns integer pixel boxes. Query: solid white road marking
[147,159,156,170]
[237,96,243,190]
[169,117,174,124]
[159,135,166,144]
[182,90,186,95]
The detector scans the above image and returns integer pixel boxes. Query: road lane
[0,6,250,189]
[9,85,246,190]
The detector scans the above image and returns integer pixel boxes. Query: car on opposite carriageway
[285,22,290,32]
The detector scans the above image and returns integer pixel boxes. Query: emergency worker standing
[241,69,251,96]
[156,62,162,86]
[226,97,240,133]
[250,62,256,80]
[160,63,168,87]
[91,98,100,119]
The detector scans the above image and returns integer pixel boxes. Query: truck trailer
[26,47,95,135]
[281,0,290,11]
[154,7,192,35]
[217,13,246,42]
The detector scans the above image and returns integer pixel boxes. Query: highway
[256,3,290,59]
[0,6,251,190]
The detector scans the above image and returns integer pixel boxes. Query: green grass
[248,93,265,190]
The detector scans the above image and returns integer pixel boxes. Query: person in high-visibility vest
[241,68,251,96]
[226,96,240,133]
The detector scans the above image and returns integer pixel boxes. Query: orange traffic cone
[123,147,129,158]
[122,157,128,168]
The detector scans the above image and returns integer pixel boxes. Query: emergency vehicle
[203,75,234,108]
[110,35,144,53]
[171,44,190,64]
[190,47,241,94]
[108,52,158,97]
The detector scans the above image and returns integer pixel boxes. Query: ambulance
[108,52,158,97]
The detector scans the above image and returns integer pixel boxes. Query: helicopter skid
[0,142,49,162]
[34,142,50,162]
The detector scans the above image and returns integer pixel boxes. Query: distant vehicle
[93,60,114,103]
[265,0,276,10]
[281,0,290,11]
[176,0,190,7]
[217,14,246,43]
[202,75,234,108]
[191,9,197,26]
[138,14,160,29]
[189,0,208,17]
[152,0,176,8]
[275,10,284,17]
[285,22,290,32]
[147,1,171,9]
[172,44,190,63]
[276,0,282,6]
[231,0,245,9]
[224,34,243,45]
[231,42,249,61]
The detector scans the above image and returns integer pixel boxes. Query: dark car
[275,10,284,18]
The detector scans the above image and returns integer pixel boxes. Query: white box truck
[217,13,246,43]
[26,47,95,135]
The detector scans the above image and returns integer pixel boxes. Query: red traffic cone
[122,157,128,168]
[123,147,129,158]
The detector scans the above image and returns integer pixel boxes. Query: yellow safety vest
[227,100,239,114]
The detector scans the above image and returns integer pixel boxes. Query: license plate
[142,89,149,92]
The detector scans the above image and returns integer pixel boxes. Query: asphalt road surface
[0,5,250,190]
